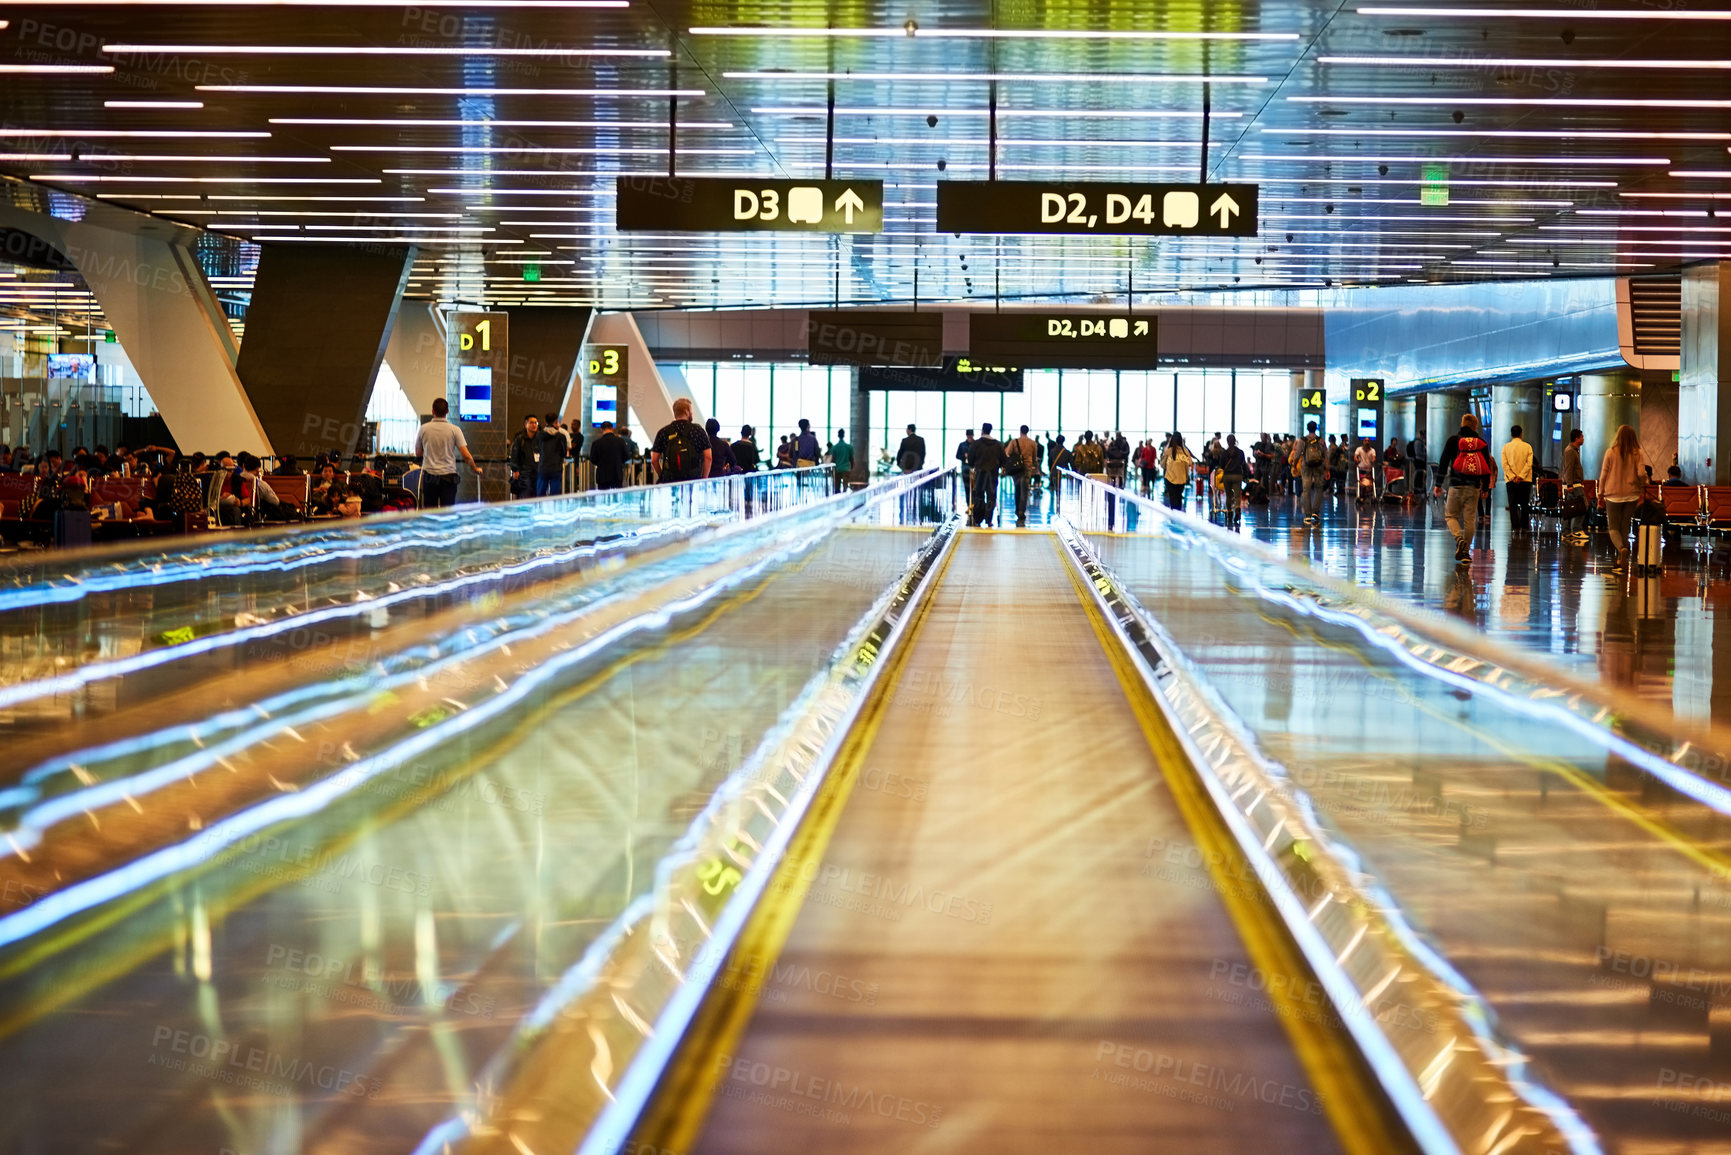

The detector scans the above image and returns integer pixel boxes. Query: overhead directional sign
[1299,387,1326,415]
[969,313,1158,370]
[937,181,1259,237]
[860,357,1022,393]
[808,310,943,367]
[615,176,884,233]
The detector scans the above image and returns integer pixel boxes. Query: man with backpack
[1072,431,1106,476]
[1436,413,1496,563]
[1006,424,1038,527]
[1292,422,1329,525]
[651,398,711,483]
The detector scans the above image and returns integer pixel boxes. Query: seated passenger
[1663,465,1688,487]
[309,464,361,518]
[348,456,386,513]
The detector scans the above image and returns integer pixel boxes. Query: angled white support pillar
[0,203,270,456]
[383,298,446,413]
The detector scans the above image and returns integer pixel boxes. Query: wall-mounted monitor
[1356,407,1379,440]
[457,365,493,421]
[46,353,95,380]
[590,383,618,425]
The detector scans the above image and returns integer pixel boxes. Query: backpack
[660,422,703,481]
[1452,434,1493,478]
[1302,436,1326,469]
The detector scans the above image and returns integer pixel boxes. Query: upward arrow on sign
[1132,320,1150,336]
[835,188,865,223]
[1209,193,1240,228]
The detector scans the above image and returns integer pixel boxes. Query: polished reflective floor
[695,532,1341,1155]
[1087,520,1731,1155]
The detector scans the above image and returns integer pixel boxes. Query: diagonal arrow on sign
[1132,320,1149,336]
[1209,192,1240,229]
[835,188,865,224]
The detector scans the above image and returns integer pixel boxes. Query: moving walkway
[3,469,1725,1154]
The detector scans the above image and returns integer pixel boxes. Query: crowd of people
[871,417,1673,570]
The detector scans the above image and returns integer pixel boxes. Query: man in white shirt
[1353,438,1379,501]
[413,397,483,507]
[1501,423,1535,533]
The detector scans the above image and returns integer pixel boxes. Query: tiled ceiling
[1,1,1728,312]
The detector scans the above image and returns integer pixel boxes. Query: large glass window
[1174,371,1206,445]
[1202,370,1235,440]
[1024,370,1062,442]
[1234,373,1263,436]
[1262,374,1291,439]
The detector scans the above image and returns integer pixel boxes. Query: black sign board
[616,176,884,233]
[1350,379,1385,443]
[860,357,1023,393]
[808,310,943,367]
[1299,387,1326,415]
[969,313,1157,370]
[937,181,1258,237]
[1351,379,1385,405]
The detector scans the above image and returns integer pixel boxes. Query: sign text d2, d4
[937,181,1258,237]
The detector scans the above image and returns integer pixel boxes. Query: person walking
[651,397,711,483]
[1106,430,1131,489]
[1293,421,1329,525]
[732,425,761,473]
[705,417,739,477]
[828,427,853,493]
[588,420,628,490]
[1158,432,1194,511]
[1353,437,1380,503]
[1409,431,1429,495]
[1220,434,1248,525]
[1436,413,1496,564]
[1597,423,1647,572]
[508,414,541,500]
[793,418,821,468]
[897,424,926,473]
[1501,423,1535,533]
[535,415,567,496]
[1006,424,1038,527]
[413,397,482,507]
[968,422,1006,527]
[956,429,976,495]
[1559,427,1587,543]
[1048,434,1070,496]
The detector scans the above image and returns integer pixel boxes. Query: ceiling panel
[0,0,1726,313]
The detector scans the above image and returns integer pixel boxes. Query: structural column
[1680,261,1730,485]
[0,203,270,455]
[383,299,447,415]
[1490,382,1544,453]
[1425,391,1472,445]
[236,241,414,460]
[1579,371,1642,482]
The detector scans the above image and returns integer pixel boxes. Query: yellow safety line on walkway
[1058,537,1420,1155]
[624,538,960,1155]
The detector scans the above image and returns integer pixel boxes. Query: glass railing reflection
[1057,472,1731,1155]
[0,469,954,1155]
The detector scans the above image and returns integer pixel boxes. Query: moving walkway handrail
[1059,472,1731,818]
[0,464,837,609]
[1052,515,1597,1155]
[0,466,837,712]
[0,469,936,968]
[410,470,962,1155]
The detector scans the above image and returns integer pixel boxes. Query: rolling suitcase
[1633,498,1665,575]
